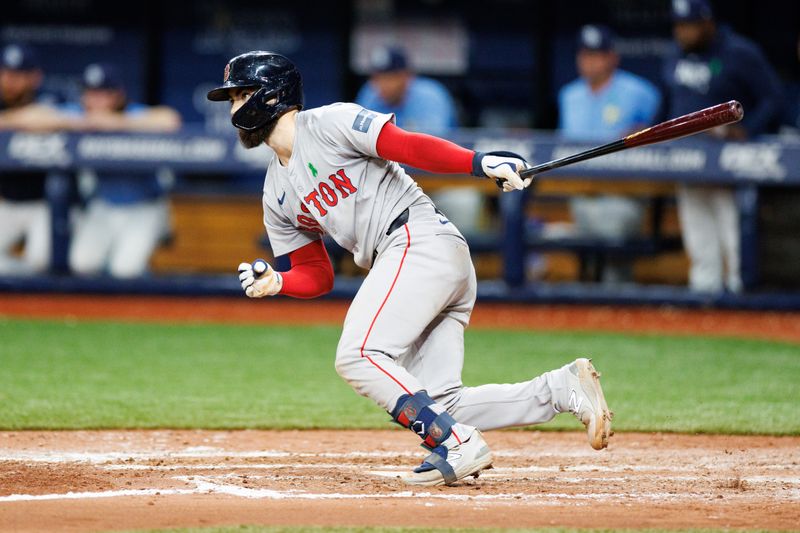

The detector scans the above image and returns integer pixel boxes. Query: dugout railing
[1,127,799,309]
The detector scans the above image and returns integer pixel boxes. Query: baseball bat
[519,100,744,178]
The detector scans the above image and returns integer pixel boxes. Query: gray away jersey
[261,103,428,268]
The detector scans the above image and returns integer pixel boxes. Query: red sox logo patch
[428,422,443,440]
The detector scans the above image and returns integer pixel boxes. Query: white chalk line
[0,448,593,463]
[0,487,197,502]
[0,449,421,463]
[207,475,800,502]
[7,474,797,505]
[2,464,799,505]
[182,476,689,503]
[366,469,800,485]
[0,446,699,463]
[0,475,716,504]
[97,462,800,485]
[101,462,372,471]
[3,447,799,505]
[97,461,798,477]
[2,449,795,476]
[222,471,800,485]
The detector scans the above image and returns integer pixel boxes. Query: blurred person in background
[663,0,783,293]
[557,24,661,284]
[356,45,457,136]
[0,43,77,275]
[66,63,181,279]
[796,32,800,130]
[357,45,482,236]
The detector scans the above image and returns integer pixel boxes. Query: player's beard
[237,119,277,149]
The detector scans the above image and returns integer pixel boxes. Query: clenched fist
[472,151,533,192]
[238,259,283,298]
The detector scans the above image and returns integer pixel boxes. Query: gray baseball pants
[334,202,568,430]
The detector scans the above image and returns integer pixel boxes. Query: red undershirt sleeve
[376,121,475,174]
[278,239,335,299]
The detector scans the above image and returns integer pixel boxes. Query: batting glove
[472,151,533,192]
[238,259,283,298]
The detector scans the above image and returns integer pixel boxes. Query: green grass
[1,317,798,434]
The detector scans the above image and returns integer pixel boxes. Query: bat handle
[519,138,625,179]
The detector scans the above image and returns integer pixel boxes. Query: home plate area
[1,429,798,531]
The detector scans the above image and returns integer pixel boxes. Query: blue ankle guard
[413,445,457,484]
[391,390,456,449]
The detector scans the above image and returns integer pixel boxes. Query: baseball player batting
[207,51,612,486]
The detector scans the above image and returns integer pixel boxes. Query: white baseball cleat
[555,358,613,450]
[401,428,493,486]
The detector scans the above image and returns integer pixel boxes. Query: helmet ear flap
[229,66,303,132]
[231,87,273,131]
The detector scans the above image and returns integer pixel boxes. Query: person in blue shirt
[66,63,181,278]
[356,45,483,236]
[0,43,79,275]
[356,45,457,137]
[557,24,662,283]
[663,0,783,293]
[0,43,51,275]
[559,26,661,142]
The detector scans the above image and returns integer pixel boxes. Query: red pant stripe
[359,224,413,396]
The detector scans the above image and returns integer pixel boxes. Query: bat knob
[252,259,268,275]
[728,100,744,122]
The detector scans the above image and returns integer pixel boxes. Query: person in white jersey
[208,51,613,486]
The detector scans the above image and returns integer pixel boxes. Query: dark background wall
[3,0,798,131]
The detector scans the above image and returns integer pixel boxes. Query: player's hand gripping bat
[519,100,744,179]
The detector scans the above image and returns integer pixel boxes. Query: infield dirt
[2,295,798,531]
[1,429,799,532]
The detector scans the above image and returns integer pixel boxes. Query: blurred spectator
[796,33,800,130]
[356,45,482,235]
[557,24,661,283]
[356,45,457,136]
[663,0,783,293]
[0,43,77,275]
[66,63,181,278]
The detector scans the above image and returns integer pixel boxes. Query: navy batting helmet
[207,51,303,131]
